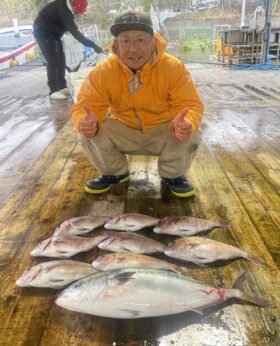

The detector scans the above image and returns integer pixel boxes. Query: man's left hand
[171,108,193,141]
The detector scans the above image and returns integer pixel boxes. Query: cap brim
[110,23,154,37]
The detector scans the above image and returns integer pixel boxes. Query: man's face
[115,30,155,70]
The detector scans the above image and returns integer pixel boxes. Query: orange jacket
[71,33,204,133]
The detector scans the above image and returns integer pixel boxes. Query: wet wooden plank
[0,64,279,345]
[231,108,280,153]
[201,111,280,264]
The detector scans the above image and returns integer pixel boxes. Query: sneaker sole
[84,176,129,194]
[161,178,196,198]
[171,189,196,198]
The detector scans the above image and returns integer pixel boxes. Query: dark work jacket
[33,0,102,52]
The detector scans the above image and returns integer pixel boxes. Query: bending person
[33,0,103,100]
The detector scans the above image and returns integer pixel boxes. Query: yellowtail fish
[56,268,274,318]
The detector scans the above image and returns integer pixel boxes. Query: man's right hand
[79,105,98,138]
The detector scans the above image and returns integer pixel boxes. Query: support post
[261,0,273,63]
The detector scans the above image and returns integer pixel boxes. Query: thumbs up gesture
[171,108,193,141]
[79,105,98,138]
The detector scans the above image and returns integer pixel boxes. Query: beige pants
[79,118,202,179]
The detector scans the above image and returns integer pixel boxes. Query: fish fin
[116,244,133,253]
[50,278,67,284]
[125,223,137,228]
[54,250,71,258]
[120,309,140,318]
[195,263,208,267]
[232,272,247,289]
[194,257,209,267]
[112,272,136,285]
[177,230,192,237]
[78,228,91,233]
[184,306,204,314]
[245,253,266,266]
[233,290,276,308]
[217,220,231,228]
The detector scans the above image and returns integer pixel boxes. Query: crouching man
[71,10,204,197]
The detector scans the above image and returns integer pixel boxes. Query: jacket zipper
[131,72,143,130]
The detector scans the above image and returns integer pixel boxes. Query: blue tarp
[230,62,280,70]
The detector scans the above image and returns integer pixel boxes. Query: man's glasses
[117,37,152,48]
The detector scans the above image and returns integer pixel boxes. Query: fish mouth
[15,279,26,287]
[15,266,42,286]
[56,272,109,312]
[30,238,52,256]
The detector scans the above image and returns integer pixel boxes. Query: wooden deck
[0,62,279,346]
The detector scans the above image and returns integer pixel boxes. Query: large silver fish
[30,231,114,258]
[153,216,230,236]
[16,260,97,289]
[164,237,266,265]
[92,252,188,275]
[56,268,275,318]
[53,216,111,237]
[104,213,160,231]
[97,232,165,254]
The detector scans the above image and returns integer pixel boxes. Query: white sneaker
[60,88,70,95]
[50,91,68,100]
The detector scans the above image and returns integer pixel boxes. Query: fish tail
[228,272,275,308]
[230,288,275,308]
[244,253,266,266]
[217,220,231,228]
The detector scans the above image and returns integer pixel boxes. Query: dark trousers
[34,30,67,94]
